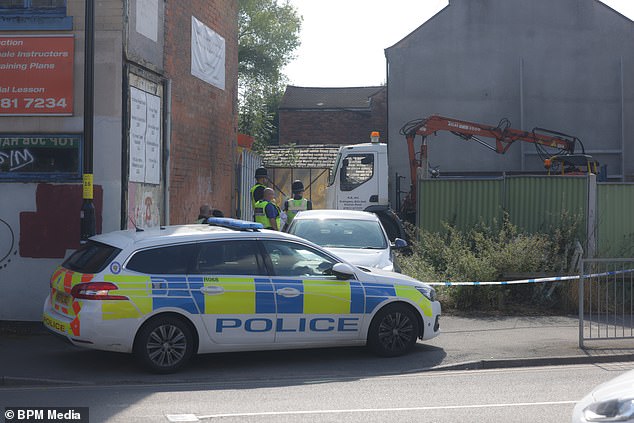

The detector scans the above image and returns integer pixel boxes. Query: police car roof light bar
[206,217,263,231]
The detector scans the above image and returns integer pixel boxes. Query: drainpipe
[163,79,171,225]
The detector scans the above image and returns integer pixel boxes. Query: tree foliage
[238,0,301,148]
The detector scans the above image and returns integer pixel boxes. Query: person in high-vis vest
[283,180,312,231]
[250,167,269,221]
[254,188,281,230]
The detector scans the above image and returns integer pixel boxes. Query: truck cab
[326,133,405,242]
[326,132,389,211]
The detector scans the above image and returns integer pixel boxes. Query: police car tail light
[71,282,128,300]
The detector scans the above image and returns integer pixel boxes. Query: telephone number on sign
[0,97,68,109]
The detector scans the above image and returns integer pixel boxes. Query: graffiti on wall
[0,149,35,171]
[0,218,17,270]
[0,136,82,177]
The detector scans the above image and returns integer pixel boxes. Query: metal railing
[579,259,634,348]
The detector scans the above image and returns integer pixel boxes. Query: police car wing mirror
[331,263,356,280]
[392,238,408,249]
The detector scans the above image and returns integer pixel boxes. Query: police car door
[261,240,365,344]
[192,239,276,345]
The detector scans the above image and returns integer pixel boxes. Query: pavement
[1,314,633,387]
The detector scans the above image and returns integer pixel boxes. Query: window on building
[0,0,65,13]
[0,135,82,182]
[0,0,71,30]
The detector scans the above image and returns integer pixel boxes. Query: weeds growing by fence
[397,212,583,313]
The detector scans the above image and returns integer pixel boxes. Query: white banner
[191,16,226,90]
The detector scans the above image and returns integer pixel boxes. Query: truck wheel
[134,315,195,373]
[368,303,419,357]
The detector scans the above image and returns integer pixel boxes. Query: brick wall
[164,1,238,223]
[279,88,387,145]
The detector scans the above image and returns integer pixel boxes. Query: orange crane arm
[398,115,583,218]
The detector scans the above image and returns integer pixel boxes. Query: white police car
[43,218,441,373]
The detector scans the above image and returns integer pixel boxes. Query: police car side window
[194,240,264,276]
[262,240,337,277]
[126,244,195,274]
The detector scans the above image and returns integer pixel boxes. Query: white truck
[325,132,406,241]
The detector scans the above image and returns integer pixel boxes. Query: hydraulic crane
[398,115,598,219]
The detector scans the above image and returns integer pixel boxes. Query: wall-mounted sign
[136,0,159,42]
[0,134,82,180]
[0,35,74,116]
[129,87,161,184]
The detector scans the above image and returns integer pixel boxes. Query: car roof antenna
[129,216,144,232]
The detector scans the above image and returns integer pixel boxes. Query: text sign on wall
[129,87,161,184]
[0,35,74,116]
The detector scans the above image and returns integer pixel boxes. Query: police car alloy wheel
[134,316,196,373]
[368,303,419,357]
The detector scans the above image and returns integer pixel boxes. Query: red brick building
[165,1,238,223]
[278,86,387,145]
[0,1,238,320]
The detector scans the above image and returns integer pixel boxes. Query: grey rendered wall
[126,0,165,71]
[386,0,634,208]
[0,0,123,320]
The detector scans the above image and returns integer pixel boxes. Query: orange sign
[0,35,74,116]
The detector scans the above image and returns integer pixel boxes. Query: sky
[283,0,634,88]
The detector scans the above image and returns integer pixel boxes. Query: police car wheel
[368,304,419,357]
[134,316,195,373]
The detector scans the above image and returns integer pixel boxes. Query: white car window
[262,240,337,277]
[194,240,265,276]
[126,244,196,274]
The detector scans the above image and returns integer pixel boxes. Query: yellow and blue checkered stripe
[100,275,432,318]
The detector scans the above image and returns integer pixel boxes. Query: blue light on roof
[206,217,263,230]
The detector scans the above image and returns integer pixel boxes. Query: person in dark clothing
[250,167,269,220]
[196,204,224,223]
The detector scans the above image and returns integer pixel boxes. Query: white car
[42,218,440,373]
[572,369,634,422]
[286,210,407,272]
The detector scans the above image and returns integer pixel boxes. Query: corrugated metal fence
[596,184,634,258]
[417,175,634,258]
[235,148,261,221]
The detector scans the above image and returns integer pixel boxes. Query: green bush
[397,212,581,313]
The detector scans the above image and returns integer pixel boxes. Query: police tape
[426,268,634,287]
